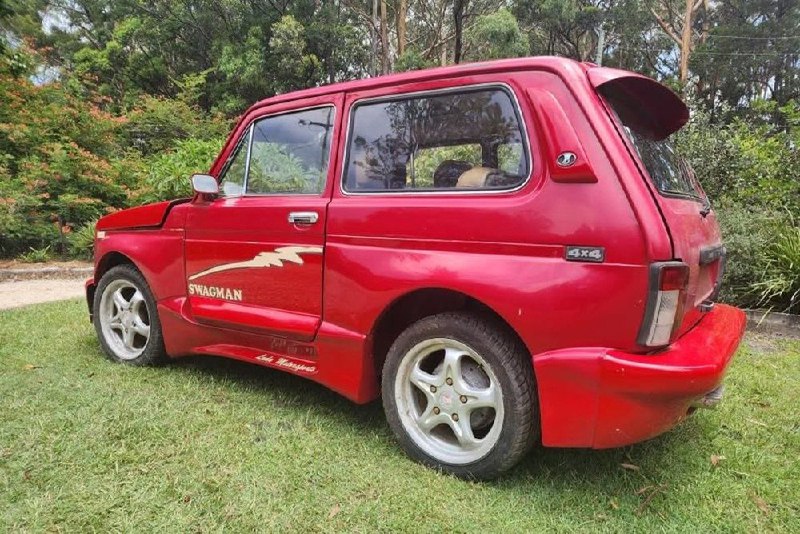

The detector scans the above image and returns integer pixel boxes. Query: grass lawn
[1,299,798,532]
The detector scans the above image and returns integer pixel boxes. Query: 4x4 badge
[565,246,605,263]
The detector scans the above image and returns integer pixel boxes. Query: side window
[219,128,250,197]
[344,87,529,192]
[246,106,334,195]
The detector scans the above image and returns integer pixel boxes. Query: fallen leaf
[750,493,770,515]
[609,499,619,510]
[23,364,41,370]
[22,470,31,481]
[621,463,640,471]
[328,504,341,519]
[710,454,726,466]
[182,495,192,504]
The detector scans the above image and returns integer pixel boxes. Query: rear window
[603,91,703,200]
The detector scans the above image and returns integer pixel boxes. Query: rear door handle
[288,211,319,225]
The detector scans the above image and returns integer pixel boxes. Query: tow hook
[692,385,724,409]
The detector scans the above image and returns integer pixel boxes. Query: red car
[86,57,746,479]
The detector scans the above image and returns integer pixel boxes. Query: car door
[184,95,342,341]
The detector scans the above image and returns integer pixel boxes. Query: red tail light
[638,262,690,348]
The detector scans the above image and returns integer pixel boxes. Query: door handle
[288,211,319,225]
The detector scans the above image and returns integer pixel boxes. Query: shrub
[68,219,98,260]
[753,224,800,312]
[121,96,229,157]
[137,138,223,202]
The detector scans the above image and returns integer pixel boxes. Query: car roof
[244,56,590,113]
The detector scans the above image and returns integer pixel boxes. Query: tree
[463,9,529,62]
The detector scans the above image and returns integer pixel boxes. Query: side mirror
[191,174,219,196]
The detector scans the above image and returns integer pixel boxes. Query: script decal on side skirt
[188,245,324,281]
[255,354,317,374]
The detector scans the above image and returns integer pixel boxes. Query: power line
[619,46,800,58]
[706,34,800,40]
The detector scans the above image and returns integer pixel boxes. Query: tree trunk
[396,0,407,57]
[679,0,693,84]
[453,0,466,64]
[380,0,389,73]
[370,0,378,76]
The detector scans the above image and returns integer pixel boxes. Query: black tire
[92,264,167,366]
[381,311,538,480]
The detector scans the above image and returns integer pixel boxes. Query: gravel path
[0,278,87,310]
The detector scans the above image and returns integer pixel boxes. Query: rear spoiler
[586,66,689,140]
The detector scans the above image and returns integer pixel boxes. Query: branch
[649,7,682,45]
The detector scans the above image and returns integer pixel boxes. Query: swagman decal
[188,283,243,301]
[188,245,324,281]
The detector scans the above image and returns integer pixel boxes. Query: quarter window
[344,87,529,192]
[219,130,249,197]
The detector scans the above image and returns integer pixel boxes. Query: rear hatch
[588,67,725,336]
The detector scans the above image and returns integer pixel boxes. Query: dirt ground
[0,279,86,310]
[0,261,91,310]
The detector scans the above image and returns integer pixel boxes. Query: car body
[86,56,746,478]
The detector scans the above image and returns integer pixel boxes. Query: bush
[136,138,223,203]
[122,96,229,157]
[714,201,786,307]
[753,224,800,312]
[68,219,98,260]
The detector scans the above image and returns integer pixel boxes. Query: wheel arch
[367,287,531,380]
[95,251,139,281]
[87,251,139,315]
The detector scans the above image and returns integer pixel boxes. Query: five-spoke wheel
[93,264,166,365]
[382,312,538,479]
[397,339,504,465]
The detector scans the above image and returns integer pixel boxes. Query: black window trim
[339,82,533,196]
[219,104,337,198]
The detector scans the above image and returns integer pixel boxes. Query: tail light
[638,262,690,348]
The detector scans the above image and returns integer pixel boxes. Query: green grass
[1,300,798,532]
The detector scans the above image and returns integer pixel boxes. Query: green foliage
[247,142,321,194]
[394,49,436,73]
[139,138,223,203]
[680,100,800,310]
[463,9,530,62]
[268,15,322,95]
[68,219,98,259]
[753,224,800,313]
[122,95,228,157]
[17,244,52,263]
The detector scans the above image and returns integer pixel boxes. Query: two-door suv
[87,57,746,479]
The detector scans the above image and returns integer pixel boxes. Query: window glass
[246,107,334,195]
[602,90,704,200]
[219,129,248,197]
[344,88,529,192]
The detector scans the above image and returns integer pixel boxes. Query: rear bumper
[534,304,746,448]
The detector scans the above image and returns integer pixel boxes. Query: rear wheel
[382,312,538,479]
[93,264,166,365]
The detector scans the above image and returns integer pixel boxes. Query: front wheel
[93,264,167,365]
[381,312,538,479]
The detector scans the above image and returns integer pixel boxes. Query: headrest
[456,167,494,188]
